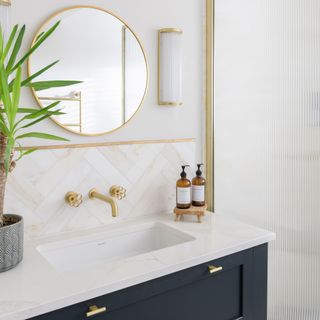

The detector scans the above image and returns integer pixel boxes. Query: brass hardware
[205,0,214,211]
[0,0,11,6]
[15,138,195,152]
[61,124,81,127]
[65,192,83,208]
[89,186,126,217]
[86,305,107,317]
[38,96,81,102]
[39,91,83,133]
[109,185,127,200]
[89,189,119,217]
[159,28,183,34]
[208,265,223,274]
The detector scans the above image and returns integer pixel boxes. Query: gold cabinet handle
[208,265,223,274]
[86,305,107,317]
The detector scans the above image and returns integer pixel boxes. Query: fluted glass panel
[215,0,320,319]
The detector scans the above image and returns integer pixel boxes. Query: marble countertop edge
[0,213,275,320]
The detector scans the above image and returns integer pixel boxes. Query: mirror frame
[28,5,149,137]
[205,0,214,211]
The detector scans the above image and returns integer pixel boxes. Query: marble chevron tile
[5,142,195,239]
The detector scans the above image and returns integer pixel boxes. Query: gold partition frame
[205,0,214,211]
[158,28,183,106]
[28,5,149,137]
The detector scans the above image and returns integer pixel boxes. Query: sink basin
[37,222,195,272]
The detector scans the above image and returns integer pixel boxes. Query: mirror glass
[29,6,148,135]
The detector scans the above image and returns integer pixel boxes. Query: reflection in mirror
[29,6,148,135]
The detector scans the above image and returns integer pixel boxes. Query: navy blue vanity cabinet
[30,244,268,320]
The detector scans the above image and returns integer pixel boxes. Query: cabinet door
[102,266,243,320]
[99,245,267,320]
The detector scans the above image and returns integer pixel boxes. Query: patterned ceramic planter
[0,214,23,273]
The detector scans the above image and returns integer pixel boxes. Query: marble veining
[0,213,275,320]
[5,142,195,239]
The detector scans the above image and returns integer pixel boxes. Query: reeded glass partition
[214,0,320,319]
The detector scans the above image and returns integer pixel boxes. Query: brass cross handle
[65,191,83,208]
[109,185,126,200]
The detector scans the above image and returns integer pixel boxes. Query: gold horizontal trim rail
[38,96,81,102]
[16,138,195,151]
[205,0,214,211]
[61,124,81,127]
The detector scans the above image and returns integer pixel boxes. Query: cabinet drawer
[104,263,244,320]
[30,245,267,320]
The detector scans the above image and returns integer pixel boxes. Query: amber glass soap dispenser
[192,164,206,206]
[176,165,191,209]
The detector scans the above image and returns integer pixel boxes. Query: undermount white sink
[37,222,195,272]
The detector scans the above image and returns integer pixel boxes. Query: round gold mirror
[28,6,148,136]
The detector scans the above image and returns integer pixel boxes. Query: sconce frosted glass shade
[158,28,183,106]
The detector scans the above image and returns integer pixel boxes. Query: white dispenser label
[177,187,191,204]
[192,185,205,202]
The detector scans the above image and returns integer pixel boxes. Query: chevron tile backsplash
[5,141,195,239]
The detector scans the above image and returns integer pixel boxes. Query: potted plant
[0,22,80,272]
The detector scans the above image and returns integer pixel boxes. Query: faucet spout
[89,189,118,217]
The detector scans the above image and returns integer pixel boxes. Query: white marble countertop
[0,212,275,320]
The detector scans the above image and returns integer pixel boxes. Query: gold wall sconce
[158,28,183,106]
[0,0,11,6]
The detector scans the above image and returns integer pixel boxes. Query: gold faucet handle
[109,185,126,200]
[65,191,83,208]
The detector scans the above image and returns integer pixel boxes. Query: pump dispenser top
[196,164,203,177]
[180,165,189,178]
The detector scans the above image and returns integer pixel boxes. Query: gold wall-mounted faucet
[88,186,126,217]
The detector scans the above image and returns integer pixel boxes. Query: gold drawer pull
[86,305,107,317]
[208,265,223,274]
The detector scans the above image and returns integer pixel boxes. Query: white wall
[11,0,204,159]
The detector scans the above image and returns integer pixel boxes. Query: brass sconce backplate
[0,0,11,6]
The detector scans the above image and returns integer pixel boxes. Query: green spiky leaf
[16,132,69,141]
[10,21,61,72]
[27,80,82,91]
[6,25,25,72]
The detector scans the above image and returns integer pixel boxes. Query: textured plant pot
[0,214,23,273]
